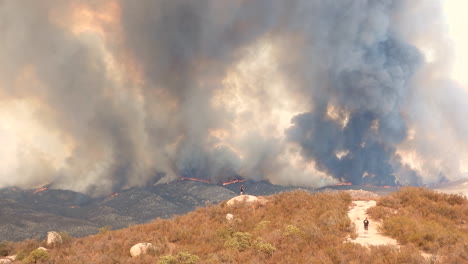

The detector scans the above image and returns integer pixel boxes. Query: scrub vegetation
[2,188,466,263]
[367,187,468,263]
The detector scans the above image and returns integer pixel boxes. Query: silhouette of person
[240,184,244,195]
[363,217,369,234]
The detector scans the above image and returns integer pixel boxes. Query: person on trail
[363,217,369,234]
[240,184,244,195]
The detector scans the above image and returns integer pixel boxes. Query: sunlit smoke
[0,0,467,195]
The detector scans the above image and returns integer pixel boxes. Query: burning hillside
[33,187,48,194]
[179,176,245,186]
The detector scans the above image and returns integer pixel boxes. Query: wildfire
[179,177,211,184]
[179,177,246,186]
[68,205,79,208]
[110,192,119,198]
[33,187,48,194]
[222,179,246,186]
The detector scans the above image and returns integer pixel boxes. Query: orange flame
[68,205,79,208]
[110,192,119,198]
[222,179,246,186]
[179,177,211,184]
[33,187,48,194]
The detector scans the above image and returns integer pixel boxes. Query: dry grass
[4,189,465,263]
[367,187,468,262]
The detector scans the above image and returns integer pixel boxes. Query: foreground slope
[2,190,442,264]
[367,187,468,263]
[0,179,409,242]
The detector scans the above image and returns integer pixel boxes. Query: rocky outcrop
[0,259,11,263]
[47,231,62,246]
[130,243,155,257]
[226,195,266,206]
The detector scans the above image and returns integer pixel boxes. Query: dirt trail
[348,200,398,247]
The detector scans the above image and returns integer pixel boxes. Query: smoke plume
[0,0,466,195]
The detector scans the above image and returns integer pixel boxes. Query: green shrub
[254,241,276,256]
[159,251,199,264]
[284,225,302,236]
[159,255,178,264]
[22,248,49,264]
[224,232,252,252]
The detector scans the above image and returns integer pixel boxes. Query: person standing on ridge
[240,184,244,195]
[363,217,369,234]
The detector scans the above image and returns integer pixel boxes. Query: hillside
[0,181,238,241]
[367,187,468,262]
[0,180,302,242]
[0,178,403,242]
[2,188,466,263]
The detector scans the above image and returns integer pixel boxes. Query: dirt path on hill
[348,200,399,247]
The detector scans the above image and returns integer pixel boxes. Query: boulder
[37,247,48,251]
[227,195,265,206]
[47,231,62,246]
[130,243,155,257]
[0,259,11,263]
[226,213,234,221]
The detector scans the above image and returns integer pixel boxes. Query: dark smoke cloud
[0,0,465,195]
[287,36,422,185]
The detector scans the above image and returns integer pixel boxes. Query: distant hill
[0,180,299,242]
[2,178,464,243]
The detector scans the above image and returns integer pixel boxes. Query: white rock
[36,247,48,251]
[0,259,11,263]
[226,213,234,221]
[130,242,155,257]
[47,231,62,246]
[227,195,262,206]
